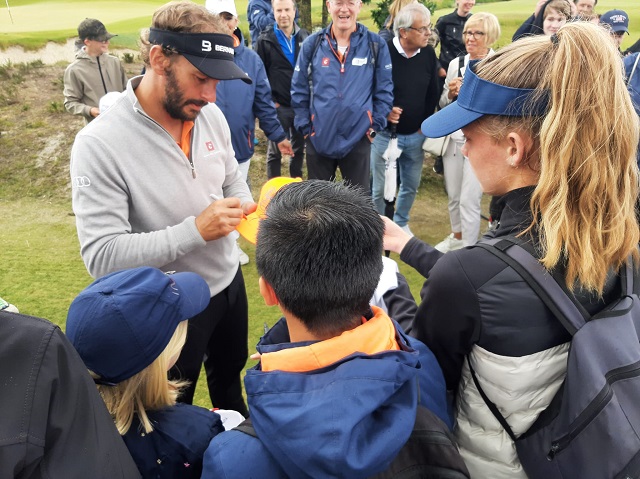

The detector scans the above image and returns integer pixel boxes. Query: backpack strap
[457,54,466,78]
[629,53,640,83]
[468,238,638,442]
[234,417,258,438]
[476,238,588,335]
[466,355,517,442]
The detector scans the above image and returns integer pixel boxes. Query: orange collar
[179,121,194,157]
[260,306,400,373]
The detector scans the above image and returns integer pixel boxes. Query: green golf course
[1,0,638,50]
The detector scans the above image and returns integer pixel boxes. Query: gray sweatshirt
[70,76,253,296]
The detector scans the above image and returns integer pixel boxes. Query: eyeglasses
[611,31,626,37]
[330,0,360,7]
[221,13,236,21]
[406,25,432,34]
[463,30,485,39]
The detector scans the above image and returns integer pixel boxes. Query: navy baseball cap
[67,267,210,384]
[421,61,548,138]
[148,28,252,83]
[600,10,629,34]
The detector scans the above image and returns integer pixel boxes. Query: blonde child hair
[92,321,189,434]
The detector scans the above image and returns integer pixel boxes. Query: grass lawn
[2,0,639,51]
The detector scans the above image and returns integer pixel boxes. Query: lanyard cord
[326,33,350,73]
[96,55,108,95]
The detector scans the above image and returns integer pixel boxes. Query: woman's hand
[448,77,463,100]
[382,216,412,254]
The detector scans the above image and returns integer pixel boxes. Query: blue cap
[67,267,210,384]
[600,10,629,34]
[421,61,548,138]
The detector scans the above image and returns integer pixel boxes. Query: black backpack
[471,238,640,479]
[236,406,470,479]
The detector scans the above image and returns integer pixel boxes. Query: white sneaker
[400,224,414,237]
[237,242,250,265]
[0,297,18,313]
[434,233,464,253]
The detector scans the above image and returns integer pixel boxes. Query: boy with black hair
[202,180,452,478]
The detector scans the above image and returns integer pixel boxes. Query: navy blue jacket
[247,0,275,48]
[291,24,394,159]
[215,30,287,163]
[123,403,223,479]
[202,310,450,479]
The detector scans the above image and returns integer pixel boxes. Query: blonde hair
[93,321,189,435]
[474,22,639,293]
[140,1,227,65]
[385,0,417,29]
[464,12,501,46]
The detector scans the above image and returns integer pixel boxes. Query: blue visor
[422,60,548,138]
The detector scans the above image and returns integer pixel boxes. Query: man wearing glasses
[64,19,127,123]
[291,0,393,193]
[370,3,440,236]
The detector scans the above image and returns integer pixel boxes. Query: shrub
[370,0,437,30]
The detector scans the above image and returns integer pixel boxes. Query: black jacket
[512,0,557,41]
[403,186,620,392]
[256,24,309,107]
[0,311,140,478]
[435,10,469,69]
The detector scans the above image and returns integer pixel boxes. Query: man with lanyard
[70,1,256,417]
[256,0,309,179]
[291,0,393,192]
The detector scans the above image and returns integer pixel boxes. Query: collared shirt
[274,23,298,67]
[392,36,420,59]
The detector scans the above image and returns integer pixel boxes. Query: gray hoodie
[63,48,127,122]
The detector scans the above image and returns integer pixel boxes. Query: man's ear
[259,277,279,306]
[148,45,171,75]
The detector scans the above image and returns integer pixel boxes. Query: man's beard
[163,66,208,121]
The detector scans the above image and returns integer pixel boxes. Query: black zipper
[547,360,640,460]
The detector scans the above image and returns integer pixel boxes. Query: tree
[368,0,437,30]
[298,0,312,30]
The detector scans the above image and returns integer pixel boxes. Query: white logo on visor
[215,44,234,55]
[202,40,212,52]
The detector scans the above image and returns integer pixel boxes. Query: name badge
[352,57,368,66]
